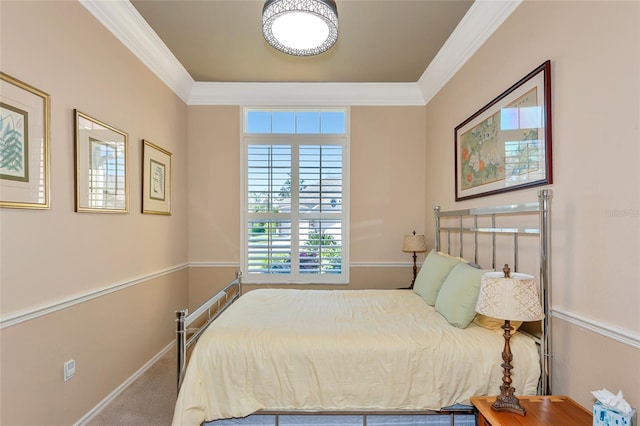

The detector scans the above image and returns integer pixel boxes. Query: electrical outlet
[63,360,76,382]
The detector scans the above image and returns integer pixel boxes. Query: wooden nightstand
[471,395,593,426]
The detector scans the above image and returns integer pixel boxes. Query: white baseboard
[74,341,175,426]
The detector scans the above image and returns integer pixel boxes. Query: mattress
[172,289,540,426]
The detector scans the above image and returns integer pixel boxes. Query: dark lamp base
[490,318,526,416]
[491,393,526,416]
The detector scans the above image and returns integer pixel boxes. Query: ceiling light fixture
[262,0,338,56]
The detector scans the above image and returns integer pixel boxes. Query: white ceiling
[80,0,522,105]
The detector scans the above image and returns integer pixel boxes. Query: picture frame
[142,139,172,215]
[455,60,552,201]
[0,72,50,209]
[74,110,128,213]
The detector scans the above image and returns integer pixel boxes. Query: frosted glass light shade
[263,0,338,56]
[475,272,545,322]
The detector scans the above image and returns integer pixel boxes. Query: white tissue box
[593,401,637,426]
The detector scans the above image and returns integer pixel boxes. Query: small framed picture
[142,139,172,215]
[74,110,128,213]
[0,72,50,209]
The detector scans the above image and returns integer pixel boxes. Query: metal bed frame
[433,189,552,395]
[174,189,553,417]
[176,272,242,390]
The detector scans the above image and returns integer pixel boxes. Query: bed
[173,190,552,426]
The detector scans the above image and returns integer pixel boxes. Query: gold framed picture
[142,139,171,215]
[0,72,50,209]
[74,110,128,213]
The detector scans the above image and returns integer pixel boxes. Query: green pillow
[435,262,492,328]
[413,250,463,305]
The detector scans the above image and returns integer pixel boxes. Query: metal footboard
[434,189,552,395]
[176,272,242,390]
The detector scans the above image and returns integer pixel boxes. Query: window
[241,108,349,284]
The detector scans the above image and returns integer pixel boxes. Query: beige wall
[350,107,426,263]
[2,0,639,423]
[424,0,639,410]
[0,1,188,424]
[186,105,427,295]
[187,106,241,264]
[0,270,186,425]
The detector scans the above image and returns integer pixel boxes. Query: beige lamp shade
[402,233,427,253]
[475,272,545,322]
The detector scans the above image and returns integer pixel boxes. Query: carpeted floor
[86,349,176,426]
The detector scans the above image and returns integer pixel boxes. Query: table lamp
[475,264,545,416]
[402,230,427,288]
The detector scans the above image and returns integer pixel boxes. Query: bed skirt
[205,405,476,426]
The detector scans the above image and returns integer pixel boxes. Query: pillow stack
[413,250,518,330]
[434,262,492,328]
[412,250,463,306]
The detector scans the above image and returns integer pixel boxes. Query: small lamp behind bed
[475,264,545,416]
[402,230,427,288]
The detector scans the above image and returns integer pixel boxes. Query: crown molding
[418,0,523,104]
[78,0,194,103]
[189,82,426,106]
[81,0,521,106]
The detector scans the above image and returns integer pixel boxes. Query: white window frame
[240,107,350,284]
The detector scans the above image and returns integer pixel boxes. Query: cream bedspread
[172,289,540,425]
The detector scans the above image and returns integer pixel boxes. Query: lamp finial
[503,264,511,278]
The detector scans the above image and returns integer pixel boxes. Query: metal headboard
[434,189,552,395]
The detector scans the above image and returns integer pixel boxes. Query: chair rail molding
[552,307,640,350]
[189,261,411,268]
[0,264,188,329]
